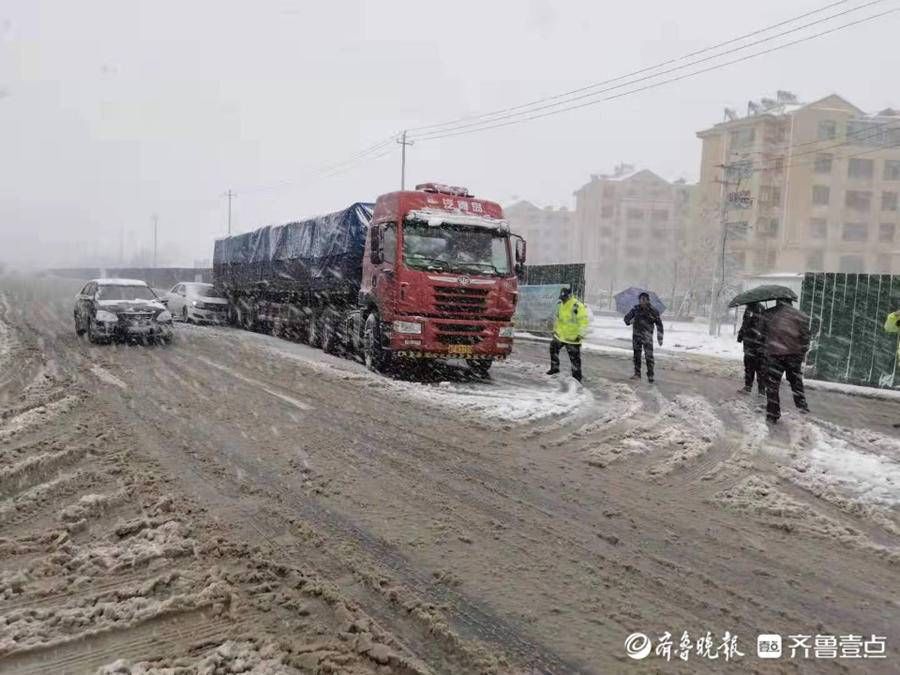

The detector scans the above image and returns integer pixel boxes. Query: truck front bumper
[386,316,513,360]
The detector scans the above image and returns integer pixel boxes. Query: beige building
[573,164,693,305]
[696,93,900,276]
[504,201,575,265]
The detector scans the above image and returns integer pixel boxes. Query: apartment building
[696,93,900,275]
[504,200,575,265]
[573,164,693,304]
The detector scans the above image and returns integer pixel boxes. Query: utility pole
[152,213,158,267]
[225,190,235,235]
[397,131,414,190]
[709,163,750,336]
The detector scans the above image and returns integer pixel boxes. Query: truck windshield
[403,222,510,275]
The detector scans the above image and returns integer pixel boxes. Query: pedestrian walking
[737,302,766,395]
[546,286,588,382]
[624,292,664,383]
[761,298,810,423]
[886,310,900,427]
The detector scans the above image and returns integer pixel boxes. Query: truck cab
[358,183,525,374]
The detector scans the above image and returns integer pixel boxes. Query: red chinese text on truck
[213,183,526,377]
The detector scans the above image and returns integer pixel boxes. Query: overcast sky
[2,0,899,268]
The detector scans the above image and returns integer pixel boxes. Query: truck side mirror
[515,238,526,264]
[370,227,383,265]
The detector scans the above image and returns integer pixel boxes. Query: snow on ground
[585,314,744,361]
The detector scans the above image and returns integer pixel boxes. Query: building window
[730,127,755,148]
[806,250,825,271]
[876,254,893,274]
[885,160,900,181]
[839,255,865,273]
[625,246,642,258]
[842,223,869,242]
[774,157,785,173]
[601,205,614,218]
[599,227,613,238]
[845,190,872,212]
[651,209,669,223]
[603,185,615,198]
[809,218,828,239]
[626,208,644,222]
[814,154,833,174]
[848,158,874,180]
[812,185,830,205]
[727,221,749,240]
[757,218,779,237]
[882,192,898,211]
[818,120,837,140]
[880,223,896,243]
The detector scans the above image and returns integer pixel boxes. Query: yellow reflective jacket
[886,311,900,359]
[553,297,589,344]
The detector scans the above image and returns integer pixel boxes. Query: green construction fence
[801,273,900,390]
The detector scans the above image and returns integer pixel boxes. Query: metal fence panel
[802,272,900,390]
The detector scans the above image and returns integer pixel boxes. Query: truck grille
[433,286,488,316]
[435,322,486,345]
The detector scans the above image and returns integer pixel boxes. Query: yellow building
[696,93,900,275]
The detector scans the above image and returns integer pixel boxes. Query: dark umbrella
[614,287,666,315]
[728,285,798,308]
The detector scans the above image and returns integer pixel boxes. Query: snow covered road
[1,275,898,674]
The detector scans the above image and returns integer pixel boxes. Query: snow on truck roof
[92,278,149,286]
[405,209,510,231]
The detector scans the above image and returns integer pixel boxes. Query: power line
[410,7,897,143]
[408,0,876,137]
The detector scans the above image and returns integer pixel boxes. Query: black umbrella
[728,285,798,308]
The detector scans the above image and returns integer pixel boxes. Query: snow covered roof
[406,209,509,231]
[92,278,149,286]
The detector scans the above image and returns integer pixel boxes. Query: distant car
[164,282,229,324]
[74,278,173,344]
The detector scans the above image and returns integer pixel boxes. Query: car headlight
[191,300,198,307]
[95,310,118,323]
[392,320,422,334]
[498,326,515,338]
[157,310,173,323]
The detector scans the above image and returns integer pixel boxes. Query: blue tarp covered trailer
[213,202,374,297]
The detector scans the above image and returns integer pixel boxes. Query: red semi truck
[213,183,525,376]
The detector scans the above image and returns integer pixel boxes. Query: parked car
[164,282,229,324]
[74,278,173,344]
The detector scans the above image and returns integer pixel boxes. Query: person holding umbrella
[546,286,588,382]
[737,302,766,395]
[761,298,811,423]
[624,292,664,383]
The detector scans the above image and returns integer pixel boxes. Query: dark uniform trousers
[549,339,582,381]
[743,352,767,393]
[766,354,808,419]
[633,334,654,378]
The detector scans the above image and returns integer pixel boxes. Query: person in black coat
[737,302,766,395]
[624,293,664,383]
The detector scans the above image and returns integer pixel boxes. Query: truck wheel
[75,313,85,336]
[364,313,390,373]
[87,319,101,345]
[467,359,493,378]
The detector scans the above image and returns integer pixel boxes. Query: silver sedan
[164,282,230,324]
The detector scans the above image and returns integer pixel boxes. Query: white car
[165,282,230,324]
[74,278,173,344]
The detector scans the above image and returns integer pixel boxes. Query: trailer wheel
[307,311,322,348]
[321,312,338,354]
[363,312,390,373]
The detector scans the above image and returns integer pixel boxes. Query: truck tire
[75,313,85,336]
[363,312,390,373]
[467,359,493,378]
